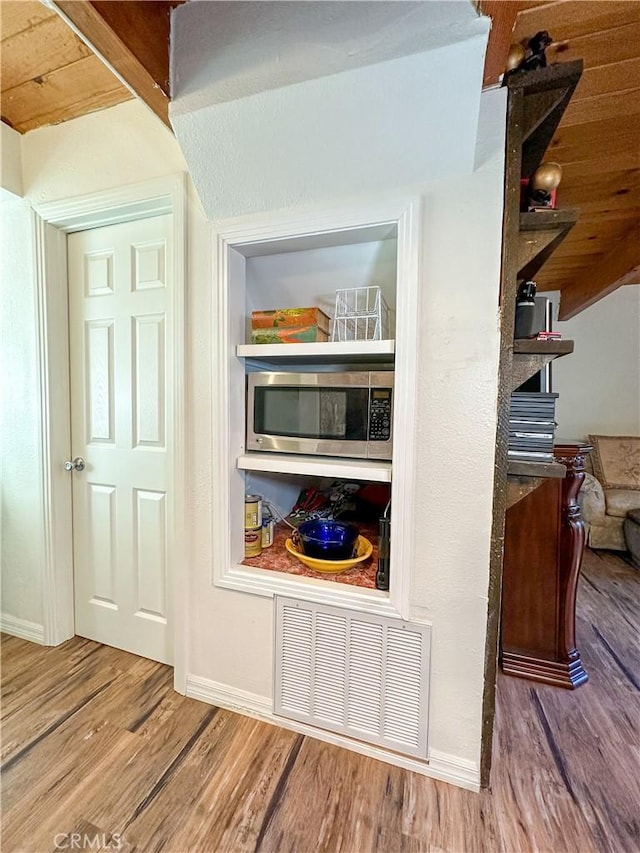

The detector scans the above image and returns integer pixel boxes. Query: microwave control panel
[368,389,392,441]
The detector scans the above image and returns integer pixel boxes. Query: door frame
[34,174,188,692]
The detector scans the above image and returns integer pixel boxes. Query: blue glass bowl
[297,519,360,561]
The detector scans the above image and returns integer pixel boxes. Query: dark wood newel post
[555,443,590,670]
[501,442,592,688]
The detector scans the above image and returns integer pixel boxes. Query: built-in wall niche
[215,200,419,618]
[239,223,398,345]
[241,470,391,592]
[245,241,398,342]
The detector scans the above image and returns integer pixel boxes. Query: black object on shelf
[376,502,391,591]
[503,31,553,83]
[515,280,537,339]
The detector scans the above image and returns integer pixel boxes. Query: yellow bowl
[285,535,373,574]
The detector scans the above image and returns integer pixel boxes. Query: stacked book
[509,392,558,463]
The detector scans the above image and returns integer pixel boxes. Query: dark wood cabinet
[501,442,592,688]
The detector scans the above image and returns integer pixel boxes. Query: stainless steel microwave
[247,371,394,460]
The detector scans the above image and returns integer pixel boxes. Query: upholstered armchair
[578,435,640,551]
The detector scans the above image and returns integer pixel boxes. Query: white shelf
[236,340,395,364]
[237,452,392,482]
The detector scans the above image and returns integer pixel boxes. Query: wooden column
[501,442,592,688]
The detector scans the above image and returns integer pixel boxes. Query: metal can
[244,526,263,558]
[262,516,275,548]
[244,494,262,529]
[244,495,263,558]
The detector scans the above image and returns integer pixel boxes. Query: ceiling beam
[50,1,180,128]
[478,1,523,88]
[89,2,179,95]
[559,224,640,319]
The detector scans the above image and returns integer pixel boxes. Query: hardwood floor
[1,548,638,853]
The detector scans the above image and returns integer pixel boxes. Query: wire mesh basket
[331,286,390,342]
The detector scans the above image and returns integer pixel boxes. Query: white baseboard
[185,673,480,791]
[0,613,45,645]
[186,674,272,717]
[427,748,481,790]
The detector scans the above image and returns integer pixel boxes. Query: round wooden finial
[530,162,563,192]
[506,43,526,72]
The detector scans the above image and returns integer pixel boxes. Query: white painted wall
[22,101,186,205]
[172,8,506,777]
[6,21,505,784]
[2,101,206,643]
[0,198,45,631]
[409,90,505,759]
[171,0,486,111]
[1,122,23,198]
[171,37,488,219]
[551,286,640,439]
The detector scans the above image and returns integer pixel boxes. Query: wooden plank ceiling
[1,1,130,133]
[2,0,638,318]
[482,0,640,319]
[0,1,183,133]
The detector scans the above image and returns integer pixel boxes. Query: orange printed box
[251,307,330,333]
[251,325,329,344]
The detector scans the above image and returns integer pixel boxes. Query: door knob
[64,457,85,472]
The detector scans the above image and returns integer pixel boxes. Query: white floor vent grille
[274,597,430,758]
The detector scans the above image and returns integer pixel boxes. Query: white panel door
[68,215,173,665]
